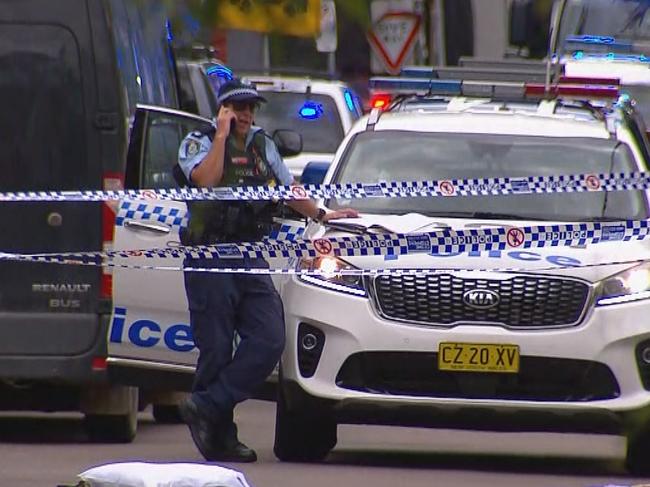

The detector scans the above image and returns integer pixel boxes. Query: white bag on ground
[77,462,252,487]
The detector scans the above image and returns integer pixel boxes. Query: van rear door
[0,0,109,367]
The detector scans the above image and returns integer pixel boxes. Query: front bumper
[281,277,650,431]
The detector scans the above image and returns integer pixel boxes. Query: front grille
[370,273,590,328]
[336,352,620,402]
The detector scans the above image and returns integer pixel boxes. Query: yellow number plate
[438,342,520,373]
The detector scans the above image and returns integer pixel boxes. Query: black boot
[209,412,257,463]
[178,396,222,461]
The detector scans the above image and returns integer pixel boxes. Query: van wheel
[152,404,183,424]
[81,385,138,443]
[85,411,137,443]
[626,427,650,475]
[273,386,336,462]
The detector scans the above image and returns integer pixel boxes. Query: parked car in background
[176,59,234,119]
[551,0,650,122]
[242,75,364,179]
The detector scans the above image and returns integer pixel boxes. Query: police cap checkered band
[217,78,267,104]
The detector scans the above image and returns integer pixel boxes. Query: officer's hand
[216,106,237,138]
[322,208,359,222]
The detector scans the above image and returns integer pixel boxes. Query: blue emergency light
[400,66,438,78]
[344,90,355,112]
[566,35,632,52]
[572,50,650,63]
[299,101,323,120]
[369,77,462,95]
[206,64,233,79]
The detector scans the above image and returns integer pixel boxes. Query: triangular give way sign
[368,12,421,75]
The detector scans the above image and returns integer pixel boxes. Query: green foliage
[334,0,371,28]
[167,0,371,30]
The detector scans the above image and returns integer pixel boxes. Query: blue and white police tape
[1,255,646,274]
[0,171,648,202]
[0,219,647,266]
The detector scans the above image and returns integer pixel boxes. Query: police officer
[176,78,357,462]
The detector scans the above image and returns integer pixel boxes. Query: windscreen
[254,92,344,153]
[330,132,648,221]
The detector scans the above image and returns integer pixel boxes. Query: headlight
[597,262,650,306]
[297,256,367,297]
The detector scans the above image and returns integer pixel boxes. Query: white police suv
[273,77,650,474]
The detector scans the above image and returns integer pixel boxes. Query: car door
[108,105,306,370]
[109,105,212,369]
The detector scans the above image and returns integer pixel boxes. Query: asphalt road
[1,399,649,487]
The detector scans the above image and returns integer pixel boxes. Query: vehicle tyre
[152,404,183,424]
[273,383,337,462]
[625,427,650,475]
[84,411,137,443]
[82,385,138,443]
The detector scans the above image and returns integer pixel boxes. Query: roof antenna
[546,0,568,96]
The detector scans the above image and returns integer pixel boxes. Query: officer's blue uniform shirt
[178,125,294,186]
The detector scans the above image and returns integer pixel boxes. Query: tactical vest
[176,128,280,245]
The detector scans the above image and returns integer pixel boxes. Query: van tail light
[101,172,124,300]
[91,356,108,371]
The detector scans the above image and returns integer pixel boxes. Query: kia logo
[462,289,500,309]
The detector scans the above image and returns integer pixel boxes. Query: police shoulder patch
[186,139,200,157]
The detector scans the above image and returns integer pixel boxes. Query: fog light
[297,323,325,378]
[635,340,650,391]
[641,347,650,365]
[301,333,318,351]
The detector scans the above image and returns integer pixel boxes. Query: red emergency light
[559,76,621,86]
[525,83,620,99]
[369,93,392,110]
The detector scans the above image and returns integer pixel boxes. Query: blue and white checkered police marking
[116,201,189,231]
[2,220,650,267]
[1,171,650,202]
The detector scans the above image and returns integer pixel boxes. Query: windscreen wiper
[323,221,374,235]
[426,211,546,221]
[323,221,395,235]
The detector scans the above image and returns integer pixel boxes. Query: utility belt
[181,200,280,245]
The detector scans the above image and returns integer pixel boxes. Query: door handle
[123,219,171,235]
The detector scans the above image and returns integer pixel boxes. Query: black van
[0,0,183,442]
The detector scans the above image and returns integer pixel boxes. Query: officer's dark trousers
[183,257,285,422]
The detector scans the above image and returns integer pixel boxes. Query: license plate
[438,342,520,373]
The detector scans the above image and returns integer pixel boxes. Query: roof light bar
[369,76,620,103]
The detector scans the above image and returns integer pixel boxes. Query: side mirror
[509,0,533,47]
[273,129,303,158]
[301,161,331,185]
